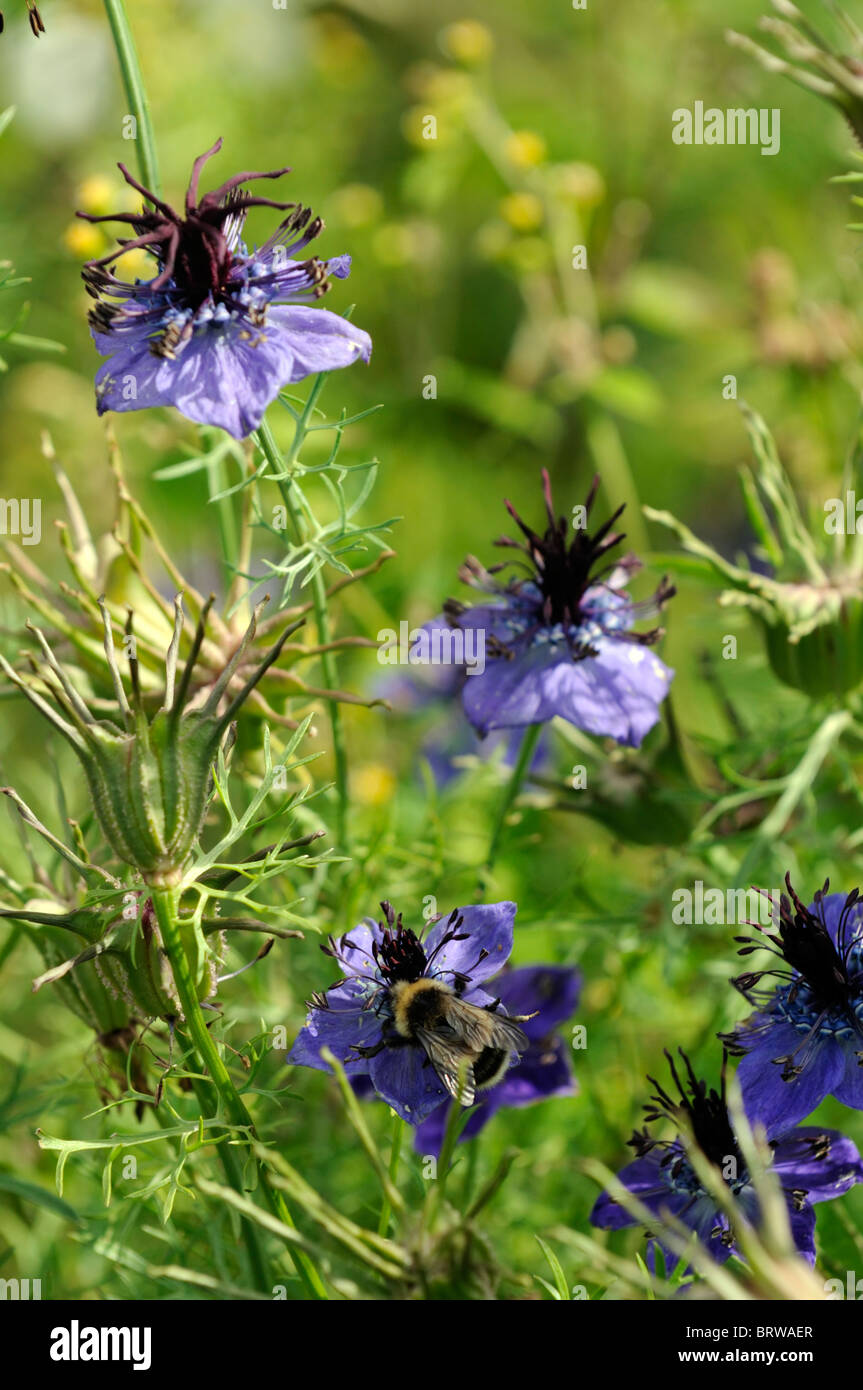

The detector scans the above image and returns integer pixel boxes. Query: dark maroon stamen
[729,874,861,1017]
[447,471,674,657]
[496,470,627,627]
[631,1050,742,1182]
[372,901,429,984]
[76,138,303,312]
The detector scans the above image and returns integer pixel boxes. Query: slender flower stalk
[170,1032,271,1293]
[480,722,541,884]
[257,411,350,848]
[377,1113,405,1236]
[102,0,162,196]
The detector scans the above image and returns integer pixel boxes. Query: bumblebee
[325,902,533,1105]
[387,976,531,1106]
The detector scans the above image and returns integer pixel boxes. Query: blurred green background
[2,0,863,1299]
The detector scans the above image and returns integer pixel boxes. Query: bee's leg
[350,1031,414,1060]
[483,998,501,1013]
[349,1038,387,1060]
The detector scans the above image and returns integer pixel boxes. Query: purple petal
[332,919,380,980]
[590,1154,674,1231]
[810,890,863,948]
[495,964,581,1038]
[445,605,532,648]
[369,1043,449,1123]
[287,980,380,1073]
[736,1021,845,1136]
[413,1096,500,1157]
[92,295,371,438]
[94,319,297,437]
[832,1045,863,1111]
[423,901,517,987]
[462,637,673,745]
[494,1036,577,1105]
[265,304,371,381]
[326,254,352,279]
[771,1126,863,1202]
[787,1203,816,1265]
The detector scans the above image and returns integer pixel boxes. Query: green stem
[206,444,240,591]
[461,1129,480,1208]
[422,1085,469,1233]
[151,888,328,1299]
[172,1025,270,1294]
[257,412,350,849]
[377,1112,404,1237]
[480,723,542,884]
[102,0,162,196]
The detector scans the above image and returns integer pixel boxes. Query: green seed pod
[2,888,224,1031]
[645,405,863,701]
[0,594,301,887]
[760,590,863,698]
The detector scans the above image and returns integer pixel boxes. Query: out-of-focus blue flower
[287,899,524,1123]
[428,471,675,746]
[77,139,371,438]
[411,963,580,1156]
[722,877,863,1136]
[591,1050,863,1269]
[376,666,551,787]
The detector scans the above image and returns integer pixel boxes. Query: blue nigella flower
[428,471,675,746]
[411,963,580,1156]
[76,139,372,438]
[721,876,863,1135]
[287,899,525,1123]
[375,666,551,788]
[591,1050,863,1269]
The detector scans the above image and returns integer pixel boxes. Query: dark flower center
[77,138,298,311]
[732,875,861,1018]
[372,903,428,984]
[630,1050,744,1192]
[498,471,628,628]
[444,471,675,663]
[318,904,478,1004]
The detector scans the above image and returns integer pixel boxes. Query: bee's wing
[413,1016,478,1107]
[414,998,528,1107]
[486,1013,530,1053]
